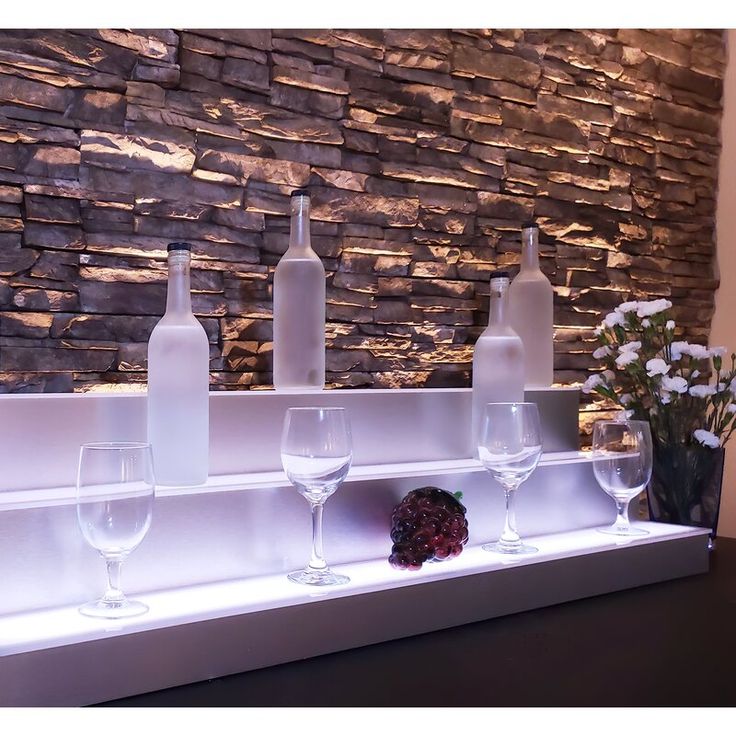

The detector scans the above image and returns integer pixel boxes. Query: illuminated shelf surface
[0,521,705,659]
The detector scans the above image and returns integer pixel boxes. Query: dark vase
[647,441,725,551]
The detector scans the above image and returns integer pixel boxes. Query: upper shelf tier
[0,386,580,495]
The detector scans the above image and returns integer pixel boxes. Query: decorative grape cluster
[388,486,469,571]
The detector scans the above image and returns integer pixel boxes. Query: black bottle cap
[489,270,510,280]
[290,188,310,198]
[167,242,191,252]
[522,221,538,230]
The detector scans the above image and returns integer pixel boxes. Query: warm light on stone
[0,28,723,416]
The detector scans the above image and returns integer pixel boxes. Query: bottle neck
[289,195,312,251]
[165,253,193,315]
[521,227,540,270]
[488,279,510,327]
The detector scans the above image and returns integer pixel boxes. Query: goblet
[592,419,652,537]
[76,442,155,618]
[478,402,543,555]
[281,407,352,586]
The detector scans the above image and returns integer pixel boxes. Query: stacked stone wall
[0,30,725,430]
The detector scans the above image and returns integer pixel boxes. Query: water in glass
[281,453,351,502]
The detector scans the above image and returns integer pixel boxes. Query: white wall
[710,30,736,539]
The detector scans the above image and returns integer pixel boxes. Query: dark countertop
[102,536,736,707]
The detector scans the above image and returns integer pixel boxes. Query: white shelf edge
[0,386,583,401]
[0,451,592,511]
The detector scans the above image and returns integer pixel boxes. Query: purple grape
[388,487,469,570]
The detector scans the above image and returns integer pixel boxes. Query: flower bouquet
[582,298,733,546]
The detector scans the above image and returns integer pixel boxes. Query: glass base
[482,542,538,555]
[287,568,350,586]
[597,525,649,538]
[79,598,149,619]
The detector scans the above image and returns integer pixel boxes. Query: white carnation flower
[604,311,625,328]
[641,318,651,327]
[615,352,638,368]
[692,370,701,379]
[660,391,672,405]
[666,320,675,330]
[582,374,605,394]
[593,346,612,360]
[670,341,690,360]
[616,301,640,313]
[618,341,642,354]
[689,384,717,398]
[694,429,720,449]
[646,358,670,377]
[661,375,688,394]
[594,324,605,337]
[688,344,710,360]
[710,346,728,358]
[636,299,672,318]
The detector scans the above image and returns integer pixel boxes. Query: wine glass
[592,419,652,537]
[76,442,155,618]
[281,407,352,586]
[478,402,543,555]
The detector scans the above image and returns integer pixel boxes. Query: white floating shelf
[0,522,709,706]
[0,388,708,707]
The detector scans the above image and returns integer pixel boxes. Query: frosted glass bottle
[273,189,326,391]
[509,222,554,388]
[471,272,525,456]
[147,243,209,486]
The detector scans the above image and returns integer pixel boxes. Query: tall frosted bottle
[273,189,326,391]
[471,271,525,455]
[147,243,209,486]
[509,222,554,388]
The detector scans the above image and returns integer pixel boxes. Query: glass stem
[614,499,631,532]
[103,558,125,603]
[500,484,522,548]
[307,502,328,572]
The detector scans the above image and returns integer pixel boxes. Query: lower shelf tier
[0,522,709,706]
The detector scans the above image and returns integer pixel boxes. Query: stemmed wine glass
[281,407,352,586]
[478,402,543,555]
[76,442,155,618]
[592,419,652,537]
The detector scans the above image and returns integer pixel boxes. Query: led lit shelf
[0,450,592,511]
[0,520,693,656]
[0,522,709,706]
[0,389,710,706]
